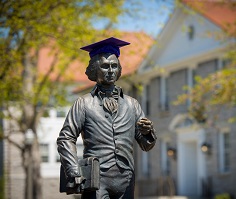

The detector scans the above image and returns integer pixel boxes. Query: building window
[186,68,196,107]
[159,76,169,111]
[146,84,150,116]
[143,85,150,115]
[187,68,196,88]
[219,132,230,173]
[188,25,195,40]
[142,84,150,116]
[161,140,170,175]
[40,143,49,163]
[222,59,231,69]
[197,59,218,78]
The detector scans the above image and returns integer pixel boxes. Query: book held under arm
[60,157,100,194]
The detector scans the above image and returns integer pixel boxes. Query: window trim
[40,143,49,163]
[218,131,230,174]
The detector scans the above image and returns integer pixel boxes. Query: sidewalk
[139,196,188,199]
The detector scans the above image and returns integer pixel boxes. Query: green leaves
[175,67,236,123]
[0,0,125,126]
[174,1,236,124]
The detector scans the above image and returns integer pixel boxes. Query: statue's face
[96,53,119,86]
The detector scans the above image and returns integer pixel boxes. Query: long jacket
[57,85,157,178]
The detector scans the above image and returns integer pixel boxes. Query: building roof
[182,0,236,35]
[39,2,235,93]
[38,31,154,92]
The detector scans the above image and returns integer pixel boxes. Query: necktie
[103,96,118,114]
[99,89,119,114]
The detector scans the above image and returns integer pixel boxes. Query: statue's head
[81,37,130,85]
[85,53,121,85]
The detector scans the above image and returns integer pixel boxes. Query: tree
[174,1,236,125]
[175,66,236,124]
[0,1,125,198]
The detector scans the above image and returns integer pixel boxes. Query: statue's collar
[91,84,123,98]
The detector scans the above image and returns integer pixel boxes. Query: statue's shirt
[57,85,156,176]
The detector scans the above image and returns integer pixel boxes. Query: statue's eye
[100,63,110,69]
[111,63,118,69]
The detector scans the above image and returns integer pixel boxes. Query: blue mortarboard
[80,37,130,58]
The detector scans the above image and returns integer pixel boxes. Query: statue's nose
[108,65,113,72]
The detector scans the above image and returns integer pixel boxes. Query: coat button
[105,113,109,118]
[115,149,119,153]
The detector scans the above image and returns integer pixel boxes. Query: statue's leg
[104,165,135,199]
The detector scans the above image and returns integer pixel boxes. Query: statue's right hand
[75,176,86,185]
[66,171,85,194]
[66,170,81,188]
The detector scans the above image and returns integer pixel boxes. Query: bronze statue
[57,37,157,199]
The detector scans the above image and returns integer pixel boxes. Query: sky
[94,0,174,38]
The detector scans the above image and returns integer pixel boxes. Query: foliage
[0,1,125,198]
[175,66,236,123]
[0,0,125,130]
[174,1,236,124]
[214,193,231,199]
[0,173,4,199]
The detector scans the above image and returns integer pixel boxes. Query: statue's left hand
[137,118,154,135]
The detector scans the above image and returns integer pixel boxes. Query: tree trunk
[21,47,42,199]
[23,136,42,199]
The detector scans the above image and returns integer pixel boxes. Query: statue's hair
[85,53,122,82]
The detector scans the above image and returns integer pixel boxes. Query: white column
[160,76,166,111]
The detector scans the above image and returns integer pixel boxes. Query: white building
[134,1,236,198]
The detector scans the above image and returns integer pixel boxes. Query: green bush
[215,193,231,199]
[0,176,4,199]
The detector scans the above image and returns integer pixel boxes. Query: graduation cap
[80,37,130,58]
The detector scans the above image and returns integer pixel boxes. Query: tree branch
[34,50,59,99]
[1,134,24,151]
[31,50,60,126]
[55,56,76,82]
[3,104,25,133]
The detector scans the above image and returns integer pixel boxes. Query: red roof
[182,0,236,35]
[38,32,154,91]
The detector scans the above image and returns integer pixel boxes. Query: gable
[142,7,225,70]
[182,0,236,35]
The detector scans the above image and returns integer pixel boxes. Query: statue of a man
[57,37,157,199]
